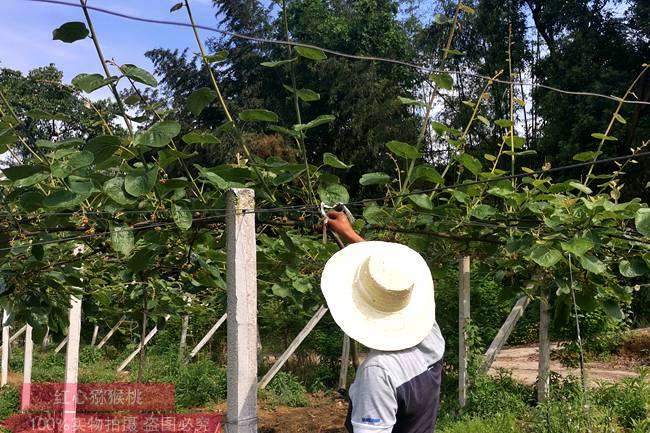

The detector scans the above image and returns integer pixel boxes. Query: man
[322,211,445,433]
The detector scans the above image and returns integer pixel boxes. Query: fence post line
[21,325,33,410]
[338,334,351,390]
[62,295,82,433]
[179,315,189,366]
[458,256,471,409]
[538,293,551,403]
[96,315,126,350]
[226,188,257,433]
[1,309,9,387]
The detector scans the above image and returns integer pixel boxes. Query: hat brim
[321,241,435,351]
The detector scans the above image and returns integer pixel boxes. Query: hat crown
[357,252,414,313]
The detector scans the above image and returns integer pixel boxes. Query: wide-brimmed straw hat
[320,241,435,351]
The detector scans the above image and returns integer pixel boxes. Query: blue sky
[1,0,220,98]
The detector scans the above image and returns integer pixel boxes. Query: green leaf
[318,183,349,204]
[613,113,626,124]
[530,244,563,267]
[398,96,426,107]
[271,284,290,298]
[476,115,489,126]
[52,22,89,43]
[85,135,121,164]
[25,109,71,122]
[172,203,192,230]
[619,257,648,277]
[121,64,157,87]
[560,237,594,256]
[133,121,181,148]
[51,151,94,178]
[204,50,229,63]
[158,149,197,168]
[103,177,136,205]
[323,153,351,169]
[433,13,452,24]
[569,181,592,194]
[386,140,420,159]
[294,115,335,131]
[429,73,453,90]
[182,132,219,144]
[408,194,433,209]
[471,204,497,219]
[127,248,155,273]
[495,119,514,128]
[42,190,81,208]
[295,46,327,60]
[454,153,482,176]
[187,87,217,116]
[261,58,297,67]
[71,73,118,93]
[170,2,184,12]
[283,85,320,102]
[572,151,602,162]
[197,168,229,189]
[635,207,650,237]
[603,301,624,320]
[591,133,617,141]
[2,165,44,181]
[578,254,606,274]
[458,4,476,13]
[239,109,279,122]
[110,224,134,256]
[124,168,158,196]
[412,165,444,184]
[0,129,17,146]
[360,172,391,186]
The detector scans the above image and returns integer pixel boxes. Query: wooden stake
[480,294,531,374]
[1,310,9,387]
[178,315,189,366]
[21,325,33,410]
[96,315,126,350]
[116,315,169,372]
[258,305,328,389]
[338,334,351,390]
[538,294,551,403]
[90,325,99,347]
[458,256,470,408]
[226,188,258,433]
[187,313,227,361]
[62,295,82,433]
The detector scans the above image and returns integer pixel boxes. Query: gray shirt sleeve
[348,365,397,433]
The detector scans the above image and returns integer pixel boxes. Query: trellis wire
[24,0,650,106]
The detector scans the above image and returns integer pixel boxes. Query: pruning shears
[320,202,355,246]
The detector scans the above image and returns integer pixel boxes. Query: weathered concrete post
[538,293,551,403]
[62,295,82,432]
[458,256,470,409]
[1,309,9,387]
[226,188,257,433]
[21,325,33,410]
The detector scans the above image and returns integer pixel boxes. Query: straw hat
[320,241,435,351]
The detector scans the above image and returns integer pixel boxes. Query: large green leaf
[71,73,119,93]
[103,177,136,205]
[52,22,89,43]
[294,115,335,131]
[429,73,453,90]
[560,236,594,257]
[578,254,606,274]
[239,109,279,122]
[50,151,94,178]
[530,244,563,267]
[412,165,444,184]
[635,207,650,237]
[197,167,229,189]
[318,183,349,204]
[619,257,648,277]
[408,194,433,209]
[172,203,192,231]
[398,96,426,107]
[187,87,217,116]
[323,153,351,169]
[261,58,297,68]
[283,85,320,102]
[360,172,391,186]
[124,168,158,196]
[182,132,220,145]
[85,135,121,164]
[43,190,84,208]
[121,64,158,87]
[386,141,420,159]
[110,224,134,256]
[573,151,602,162]
[471,204,496,219]
[603,301,624,320]
[133,121,181,148]
[295,46,327,60]
[2,165,44,181]
[454,153,482,176]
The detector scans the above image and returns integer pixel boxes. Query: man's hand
[326,211,365,243]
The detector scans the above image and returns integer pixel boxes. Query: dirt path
[489,343,643,385]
